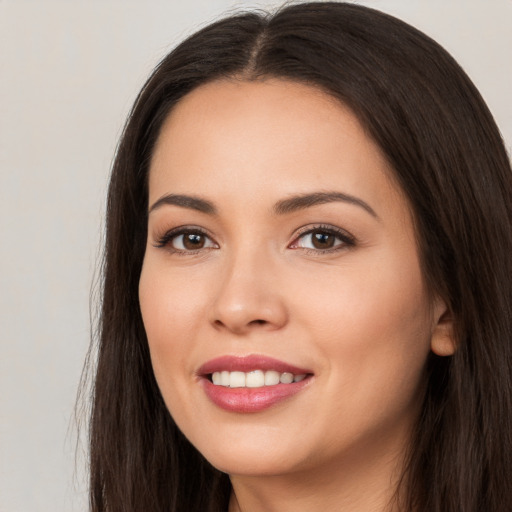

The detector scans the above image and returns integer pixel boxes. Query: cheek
[138,260,206,383]
[292,252,432,397]
[139,255,210,332]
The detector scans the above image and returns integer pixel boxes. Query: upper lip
[197,355,312,376]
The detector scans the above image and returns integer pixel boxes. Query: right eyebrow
[148,194,217,215]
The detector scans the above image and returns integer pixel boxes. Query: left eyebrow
[273,191,379,219]
[148,194,217,215]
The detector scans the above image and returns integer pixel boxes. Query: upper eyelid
[153,225,218,248]
[292,224,355,241]
[154,225,215,239]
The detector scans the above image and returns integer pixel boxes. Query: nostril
[211,298,288,333]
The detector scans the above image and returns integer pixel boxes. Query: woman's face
[139,79,451,478]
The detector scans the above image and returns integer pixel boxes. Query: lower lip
[201,377,312,413]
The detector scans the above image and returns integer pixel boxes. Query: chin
[186,425,307,477]
[206,450,298,477]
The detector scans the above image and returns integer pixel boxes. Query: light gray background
[1,1,510,511]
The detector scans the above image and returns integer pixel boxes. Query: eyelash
[290,224,356,254]
[154,224,356,255]
[154,226,217,254]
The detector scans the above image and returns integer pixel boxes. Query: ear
[430,298,456,357]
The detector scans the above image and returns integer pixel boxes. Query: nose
[210,249,288,335]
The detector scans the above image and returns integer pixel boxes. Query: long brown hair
[84,2,512,511]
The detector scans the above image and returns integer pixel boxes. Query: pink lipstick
[198,355,313,413]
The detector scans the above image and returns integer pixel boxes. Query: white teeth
[280,372,294,384]
[246,370,265,388]
[220,371,230,386]
[264,370,280,386]
[210,370,308,388]
[229,371,246,388]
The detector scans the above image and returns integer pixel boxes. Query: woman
[86,2,512,511]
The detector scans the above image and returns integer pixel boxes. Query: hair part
[84,3,512,511]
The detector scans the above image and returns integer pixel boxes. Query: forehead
[148,78,406,221]
[152,79,369,168]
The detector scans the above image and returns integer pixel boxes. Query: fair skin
[139,79,454,512]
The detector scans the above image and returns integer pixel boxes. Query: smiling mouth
[209,370,308,388]
[198,355,314,411]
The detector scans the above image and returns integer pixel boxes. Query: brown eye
[169,231,216,251]
[291,226,353,252]
[181,233,206,250]
[311,231,335,249]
